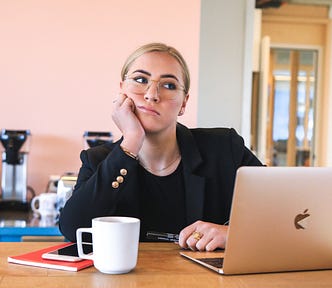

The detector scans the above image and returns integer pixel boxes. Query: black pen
[146,231,179,242]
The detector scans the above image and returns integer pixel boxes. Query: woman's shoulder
[190,127,237,137]
[178,123,240,141]
[177,122,236,134]
[191,127,243,147]
[177,123,244,151]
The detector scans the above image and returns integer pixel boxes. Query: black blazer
[59,123,263,242]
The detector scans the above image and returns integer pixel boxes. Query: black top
[139,162,186,240]
[59,123,263,242]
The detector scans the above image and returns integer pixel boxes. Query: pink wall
[0,0,200,196]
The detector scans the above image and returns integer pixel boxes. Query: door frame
[258,42,323,166]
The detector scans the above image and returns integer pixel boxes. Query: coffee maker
[83,131,113,149]
[0,129,32,210]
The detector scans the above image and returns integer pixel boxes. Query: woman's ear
[178,94,189,116]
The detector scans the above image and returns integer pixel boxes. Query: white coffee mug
[76,216,140,274]
[31,193,58,218]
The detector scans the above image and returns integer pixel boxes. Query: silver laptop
[181,166,332,275]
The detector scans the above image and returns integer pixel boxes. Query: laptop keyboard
[197,257,224,268]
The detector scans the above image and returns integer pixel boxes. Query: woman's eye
[133,76,148,84]
[162,82,177,90]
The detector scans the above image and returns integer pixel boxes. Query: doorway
[268,48,318,166]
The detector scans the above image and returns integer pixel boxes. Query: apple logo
[294,209,310,229]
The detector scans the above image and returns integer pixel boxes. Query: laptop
[181,166,332,275]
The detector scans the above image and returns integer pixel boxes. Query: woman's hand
[178,220,228,252]
[112,93,145,155]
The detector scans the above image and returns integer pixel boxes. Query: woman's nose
[144,80,160,102]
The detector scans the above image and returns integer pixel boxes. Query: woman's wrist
[120,145,138,160]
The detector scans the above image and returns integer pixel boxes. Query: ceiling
[287,0,332,5]
[256,0,332,8]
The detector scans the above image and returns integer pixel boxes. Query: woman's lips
[137,105,160,116]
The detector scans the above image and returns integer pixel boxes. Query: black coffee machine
[83,131,113,149]
[0,129,33,210]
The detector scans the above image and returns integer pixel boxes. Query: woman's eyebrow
[131,70,180,82]
[131,69,151,76]
[160,74,180,82]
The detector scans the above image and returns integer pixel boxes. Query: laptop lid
[181,166,332,275]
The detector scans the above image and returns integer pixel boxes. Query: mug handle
[76,228,94,260]
[30,196,40,213]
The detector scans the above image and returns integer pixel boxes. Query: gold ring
[192,231,203,241]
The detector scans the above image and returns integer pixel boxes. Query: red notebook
[7,243,93,272]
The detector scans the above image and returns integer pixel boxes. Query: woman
[59,43,263,251]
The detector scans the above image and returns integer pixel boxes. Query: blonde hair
[121,43,190,94]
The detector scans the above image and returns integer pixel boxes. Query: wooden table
[1,242,332,287]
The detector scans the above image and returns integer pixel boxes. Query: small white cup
[31,193,58,218]
[76,216,140,274]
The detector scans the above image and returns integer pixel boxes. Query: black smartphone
[42,243,93,262]
[146,231,179,242]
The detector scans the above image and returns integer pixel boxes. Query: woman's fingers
[179,221,228,251]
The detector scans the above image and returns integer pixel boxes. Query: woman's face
[121,51,189,134]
